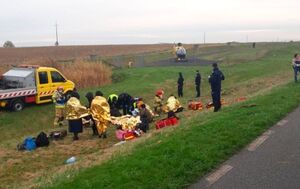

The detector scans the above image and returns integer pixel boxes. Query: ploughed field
[0,44,174,66]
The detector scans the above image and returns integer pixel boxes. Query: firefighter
[91,91,111,138]
[177,72,184,97]
[52,86,66,127]
[154,90,164,116]
[209,63,225,112]
[166,95,183,113]
[195,70,201,98]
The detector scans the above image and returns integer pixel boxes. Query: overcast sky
[1,0,299,46]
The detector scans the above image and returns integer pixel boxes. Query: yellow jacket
[166,96,181,112]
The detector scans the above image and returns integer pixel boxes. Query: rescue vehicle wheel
[10,99,25,112]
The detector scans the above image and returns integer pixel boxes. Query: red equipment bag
[188,101,203,110]
[124,131,135,141]
[155,117,179,130]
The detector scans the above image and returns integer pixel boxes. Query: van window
[51,71,65,83]
[38,72,48,84]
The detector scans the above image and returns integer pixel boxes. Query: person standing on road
[177,72,184,97]
[209,63,225,112]
[195,70,201,97]
[292,53,300,82]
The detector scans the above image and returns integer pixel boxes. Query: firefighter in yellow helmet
[90,91,111,138]
[52,86,66,127]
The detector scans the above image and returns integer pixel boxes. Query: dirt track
[110,56,216,68]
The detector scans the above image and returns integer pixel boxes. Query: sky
[0,0,299,46]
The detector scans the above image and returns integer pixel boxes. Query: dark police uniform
[209,67,225,112]
[177,75,184,97]
[195,72,201,97]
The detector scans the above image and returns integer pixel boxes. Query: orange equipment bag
[124,131,135,141]
[188,101,203,110]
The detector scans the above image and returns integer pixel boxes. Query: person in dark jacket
[209,63,225,112]
[85,92,94,108]
[117,93,134,115]
[137,104,152,133]
[84,92,98,136]
[195,70,201,97]
[108,94,122,117]
[177,72,184,97]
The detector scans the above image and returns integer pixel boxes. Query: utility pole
[246,35,249,43]
[55,22,59,46]
[203,32,206,45]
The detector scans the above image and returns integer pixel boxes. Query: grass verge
[45,82,300,189]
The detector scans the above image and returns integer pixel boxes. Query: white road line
[277,119,288,126]
[206,164,233,185]
[247,130,274,152]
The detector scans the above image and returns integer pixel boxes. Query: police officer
[195,70,201,97]
[209,63,225,112]
[177,72,184,97]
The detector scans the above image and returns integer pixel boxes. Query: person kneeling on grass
[153,89,164,116]
[165,95,184,113]
[91,91,111,139]
[137,104,153,133]
[65,92,89,141]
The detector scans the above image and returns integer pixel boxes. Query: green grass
[45,82,300,189]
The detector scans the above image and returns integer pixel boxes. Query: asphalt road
[190,106,300,189]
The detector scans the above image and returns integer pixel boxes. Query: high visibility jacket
[108,94,118,102]
[52,90,65,108]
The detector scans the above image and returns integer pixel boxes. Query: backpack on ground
[35,132,49,147]
[24,137,37,151]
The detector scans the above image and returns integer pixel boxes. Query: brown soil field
[0,44,175,66]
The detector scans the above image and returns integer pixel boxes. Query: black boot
[73,133,79,141]
[103,132,107,139]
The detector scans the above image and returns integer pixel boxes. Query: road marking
[247,130,274,152]
[206,164,233,185]
[277,119,288,127]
